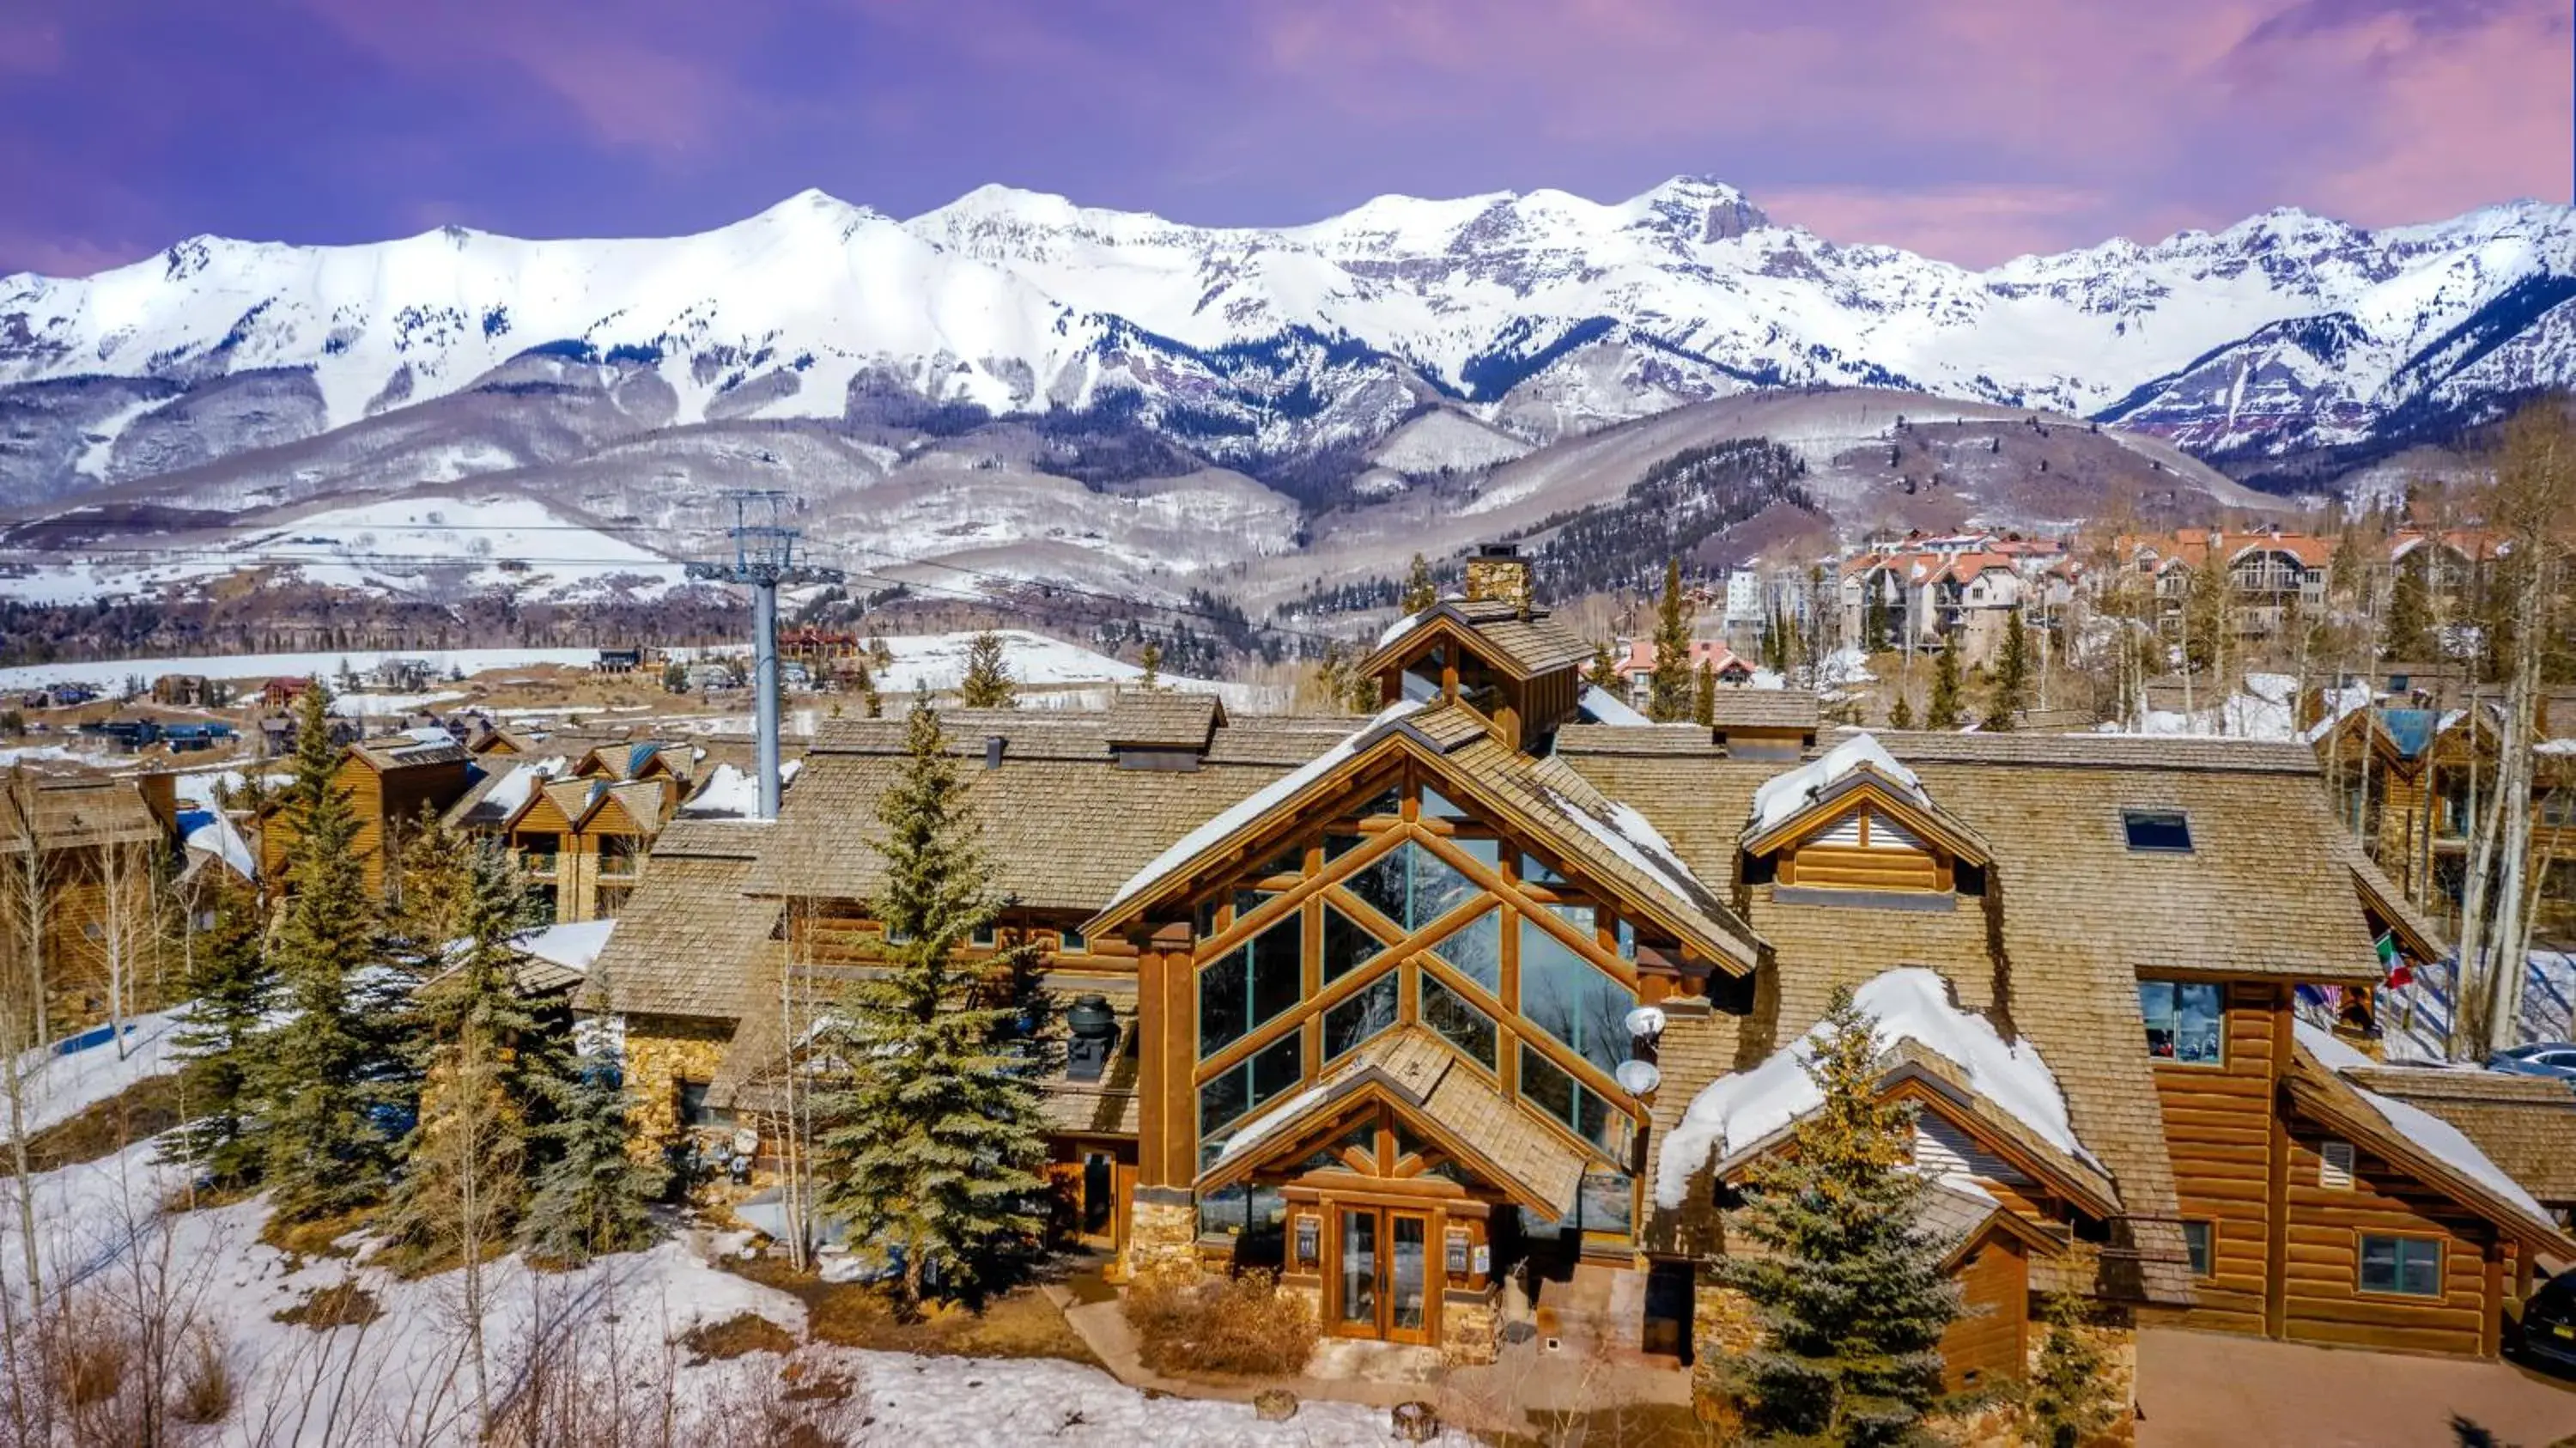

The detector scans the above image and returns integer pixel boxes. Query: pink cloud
[291,1,743,155]
[0,21,63,74]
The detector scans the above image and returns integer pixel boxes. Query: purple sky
[4,0,2569,276]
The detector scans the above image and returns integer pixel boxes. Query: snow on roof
[2293,1022,2555,1229]
[184,811,257,881]
[1210,1082,1334,1167]
[1376,610,1426,648]
[1577,685,1649,727]
[1538,785,1720,919]
[1747,731,1924,834]
[512,919,617,973]
[1107,701,1423,910]
[677,758,805,819]
[483,755,569,818]
[1656,967,2094,1209]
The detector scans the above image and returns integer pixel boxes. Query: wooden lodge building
[588,552,2576,1388]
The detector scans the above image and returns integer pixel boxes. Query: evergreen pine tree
[2383,555,2434,661]
[813,702,1052,1312]
[162,882,275,1189]
[1889,693,1916,731]
[386,839,560,1259]
[1400,553,1437,613]
[258,682,405,1223]
[958,630,1018,709]
[2023,1293,2121,1448]
[523,974,666,1265]
[1137,641,1165,692]
[1986,606,2029,732]
[1713,987,1960,1445]
[868,630,896,673]
[1648,557,1696,722]
[1693,660,1716,727]
[1585,642,1621,695]
[1926,644,1964,731]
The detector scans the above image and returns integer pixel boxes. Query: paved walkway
[1046,1284,1692,1441]
[2136,1328,2576,1447]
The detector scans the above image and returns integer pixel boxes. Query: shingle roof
[745,730,1314,910]
[587,824,779,1019]
[1561,727,2385,1305]
[1204,1025,1590,1216]
[0,774,167,853]
[1357,600,1595,682]
[2342,1066,2576,1205]
[1708,691,1820,733]
[1101,692,1224,750]
[349,737,472,770]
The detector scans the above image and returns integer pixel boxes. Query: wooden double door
[1329,1204,1435,1344]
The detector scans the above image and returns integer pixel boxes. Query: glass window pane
[2400,1240,2441,1297]
[1419,785,1467,822]
[1200,949,1252,1057]
[1323,903,1382,983]
[1355,786,1402,819]
[1422,972,1498,1068]
[1521,1043,1577,1124]
[1575,1171,1634,1237]
[2176,983,2222,1064]
[1325,975,1400,1061]
[1252,916,1304,1027]
[1200,1068,1249,1138]
[1200,913,1305,1060]
[1522,855,1568,886]
[1346,849,1406,926]
[1435,908,1502,994]
[1235,886,1276,919]
[1251,1034,1303,1104]
[1548,903,1597,936]
[1326,831,1364,862]
[2182,1220,2213,1276]
[1454,836,1503,867]
[1408,844,1476,925]
[1520,916,1631,1076]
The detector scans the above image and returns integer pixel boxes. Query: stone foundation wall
[1936,1314,2140,1448]
[623,1014,729,1154]
[1691,1280,1764,1412]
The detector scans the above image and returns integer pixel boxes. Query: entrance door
[1331,1206,1435,1344]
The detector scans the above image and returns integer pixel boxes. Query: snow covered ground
[1,1140,1455,1446]
[0,648,612,694]
[1,496,690,606]
[3,1007,184,1142]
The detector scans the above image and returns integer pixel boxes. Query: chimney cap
[1477,542,1521,559]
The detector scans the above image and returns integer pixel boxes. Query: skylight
[2121,809,2193,853]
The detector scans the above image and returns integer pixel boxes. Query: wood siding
[2152,980,2282,1336]
[1940,1234,2029,1391]
[2279,1123,2500,1356]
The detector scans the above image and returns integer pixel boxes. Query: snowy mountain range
[0,177,2568,609]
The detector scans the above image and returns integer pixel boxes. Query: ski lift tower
[686,491,842,819]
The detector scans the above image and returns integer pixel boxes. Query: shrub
[1124,1269,1316,1378]
[682,1312,800,1363]
[172,1329,234,1425]
[46,1309,131,1408]
[272,1280,384,1329]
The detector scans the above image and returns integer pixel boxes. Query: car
[2486,1043,2576,1080]
[2509,1269,2576,1377]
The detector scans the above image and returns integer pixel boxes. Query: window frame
[2120,808,2195,853]
[2138,978,2225,1068]
[2354,1232,2445,1300]
[2181,1219,2216,1279]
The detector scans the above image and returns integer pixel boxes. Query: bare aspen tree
[2455,402,2574,1057]
[88,837,160,1062]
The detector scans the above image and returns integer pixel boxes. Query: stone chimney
[1464,543,1534,615]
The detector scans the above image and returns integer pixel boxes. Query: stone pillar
[622,1016,727,1154]
[1439,1287,1501,1366]
[1123,1187,1202,1284]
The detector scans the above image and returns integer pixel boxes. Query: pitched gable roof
[1089,703,1762,972]
[1358,599,1592,683]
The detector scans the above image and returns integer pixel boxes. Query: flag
[2377,932,2413,989]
